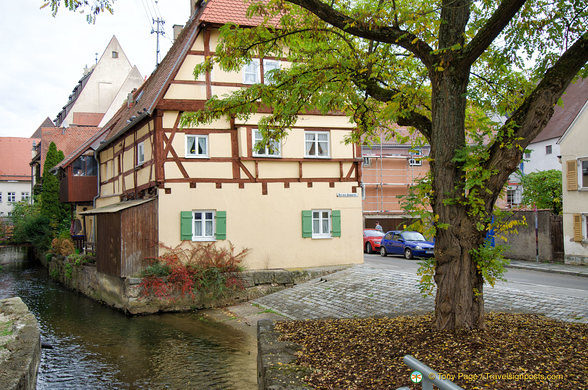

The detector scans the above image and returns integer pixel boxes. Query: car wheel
[404,248,413,260]
[365,242,372,254]
[380,247,387,257]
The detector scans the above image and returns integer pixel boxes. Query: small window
[507,187,521,207]
[546,145,552,155]
[305,131,330,158]
[137,142,145,165]
[0,192,2,203]
[243,59,260,84]
[193,211,215,241]
[21,192,30,201]
[252,129,280,157]
[7,192,16,203]
[112,51,119,58]
[409,149,422,166]
[263,59,280,85]
[362,157,371,167]
[186,135,209,158]
[524,151,531,159]
[312,210,331,238]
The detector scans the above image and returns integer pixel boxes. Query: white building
[0,138,38,216]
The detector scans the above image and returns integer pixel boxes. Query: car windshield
[365,230,385,237]
[402,232,426,241]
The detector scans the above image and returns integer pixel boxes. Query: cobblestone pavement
[252,264,587,323]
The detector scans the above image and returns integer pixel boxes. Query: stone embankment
[0,297,41,390]
[42,254,346,315]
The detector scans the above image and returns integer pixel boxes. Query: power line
[151,17,165,66]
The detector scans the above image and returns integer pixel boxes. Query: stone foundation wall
[0,246,30,266]
[0,297,41,390]
[257,319,310,389]
[42,255,345,315]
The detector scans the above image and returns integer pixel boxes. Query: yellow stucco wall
[559,103,588,261]
[157,182,363,269]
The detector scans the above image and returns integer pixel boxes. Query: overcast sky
[0,0,191,138]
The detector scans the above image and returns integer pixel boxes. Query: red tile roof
[200,0,279,26]
[54,126,111,170]
[39,127,101,172]
[533,78,588,143]
[0,137,39,181]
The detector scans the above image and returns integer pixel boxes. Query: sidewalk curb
[506,264,588,278]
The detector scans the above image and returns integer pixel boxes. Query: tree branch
[363,80,432,140]
[285,0,436,70]
[481,31,588,205]
[459,0,526,69]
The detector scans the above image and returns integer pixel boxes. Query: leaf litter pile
[274,313,587,389]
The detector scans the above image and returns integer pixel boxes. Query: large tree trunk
[429,65,487,330]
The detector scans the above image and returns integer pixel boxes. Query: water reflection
[0,261,257,389]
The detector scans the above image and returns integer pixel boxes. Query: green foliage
[50,268,59,280]
[11,200,52,251]
[41,142,69,235]
[0,321,13,337]
[416,257,436,296]
[40,0,113,23]
[141,260,172,278]
[520,169,563,214]
[470,241,510,288]
[64,262,73,280]
[67,252,95,266]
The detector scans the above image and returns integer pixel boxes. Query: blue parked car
[379,230,434,259]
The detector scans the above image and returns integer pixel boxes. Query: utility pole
[152,17,165,66]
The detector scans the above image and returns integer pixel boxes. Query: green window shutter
[331,210,341,237]
[301,210,312,238]
[180,211,193,240]
[215,211,227,240]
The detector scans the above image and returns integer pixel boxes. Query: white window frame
[243,59,260,84]
[21,192,30,202]
[262,59,280,85]
[186,134,209,158]
[579,158,588,190]
[312,209,331,239]
[7,192,16,203]
[0,192,2,203]
[192,210,216,241]
[506,186,522,207]
[304,131,330,158]
[252,129,281,157]
[545,145,552,155]
[137,142,145,166]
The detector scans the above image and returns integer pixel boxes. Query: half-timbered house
[84,0,363,277]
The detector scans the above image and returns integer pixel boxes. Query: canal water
[0,259,258,389]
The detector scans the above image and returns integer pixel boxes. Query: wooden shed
[81,199,158,277]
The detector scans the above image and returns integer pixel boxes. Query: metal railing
[396,355,464,390]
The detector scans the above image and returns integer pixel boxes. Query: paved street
[253,256,588,323]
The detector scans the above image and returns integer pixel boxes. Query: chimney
[173,25,184,41]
